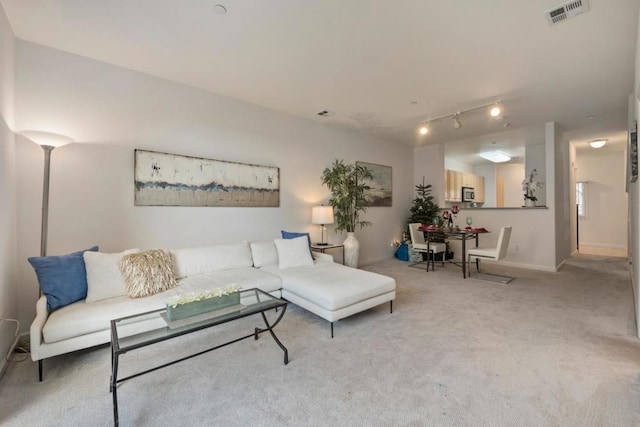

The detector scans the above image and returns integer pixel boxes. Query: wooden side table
[311,243,345,265]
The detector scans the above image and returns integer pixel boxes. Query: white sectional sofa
[30,238,396,380]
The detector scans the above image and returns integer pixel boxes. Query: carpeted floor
[1,254,639,426]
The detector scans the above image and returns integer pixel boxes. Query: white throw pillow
[84,249,139,302]
[274,237,314,269]
[250,241,279,268]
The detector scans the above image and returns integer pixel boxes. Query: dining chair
[408,223,447,271]
[467,226,512,277]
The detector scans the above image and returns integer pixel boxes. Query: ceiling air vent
[545,0,589,25]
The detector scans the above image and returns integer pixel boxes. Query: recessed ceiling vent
[545,0,589,25]
[317,110,335,118]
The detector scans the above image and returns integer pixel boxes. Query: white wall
[14,41,414,331]
[576,149,628,251]
[550,122,572,268]
[444,158,472,174]
[414,144,445,206]
[0,5,17,375]
[473,164,496,207]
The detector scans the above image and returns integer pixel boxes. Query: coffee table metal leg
[258,307,289,365]
[111,352,119,426]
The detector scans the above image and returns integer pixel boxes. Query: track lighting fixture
[418,100,503,136]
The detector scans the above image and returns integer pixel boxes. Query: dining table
[418,225,490,278]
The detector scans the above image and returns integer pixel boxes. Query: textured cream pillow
[84,249,139,303]
[119,249,177,298]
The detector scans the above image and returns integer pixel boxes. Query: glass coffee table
[110,288,288,426]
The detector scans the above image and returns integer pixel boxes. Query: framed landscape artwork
[134,149,280,207]
[357,161,392,207]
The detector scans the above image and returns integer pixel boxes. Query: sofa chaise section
[261,253,396,337]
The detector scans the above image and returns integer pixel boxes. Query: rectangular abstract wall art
[134,149,280,207]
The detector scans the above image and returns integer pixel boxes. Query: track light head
[490,105,501,117]
[419,125,428,135]
[453,115,462,129]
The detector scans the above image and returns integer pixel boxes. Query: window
[576,182,586,218]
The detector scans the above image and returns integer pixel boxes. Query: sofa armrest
[314,252,334,263]
[30,295,48,361]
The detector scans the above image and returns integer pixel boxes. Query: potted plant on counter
[321,159,373,268]
[522,168,545,207]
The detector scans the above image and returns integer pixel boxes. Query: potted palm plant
[321,159,373,267]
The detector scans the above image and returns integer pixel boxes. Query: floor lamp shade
[20,131,74,257]
[311,206,334,245]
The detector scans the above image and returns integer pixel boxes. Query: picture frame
[630,121,637,183]
[134,149,279,207]
[356,161,392,207]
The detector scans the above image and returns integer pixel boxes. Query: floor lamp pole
[40,145,54,257]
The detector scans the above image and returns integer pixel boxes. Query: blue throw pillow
[28,246,99,311]
[281,231,314,259]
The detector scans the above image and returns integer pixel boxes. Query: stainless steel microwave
[462,186,475,201]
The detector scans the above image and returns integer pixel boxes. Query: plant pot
[343,232,360,268]
[166,292,240,321]
[525,199,535,208]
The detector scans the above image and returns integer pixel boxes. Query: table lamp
[311,206,334,246]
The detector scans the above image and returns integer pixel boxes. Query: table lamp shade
[312,206,334,225]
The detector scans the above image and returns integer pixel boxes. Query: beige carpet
[1,254,639,426]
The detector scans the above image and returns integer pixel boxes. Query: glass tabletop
[111,288,285,353]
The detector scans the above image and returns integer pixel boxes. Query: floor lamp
[20,131,74,257]
[311,205,334,246]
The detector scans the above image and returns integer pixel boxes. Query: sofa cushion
[28,246,99,311]
[171,241,253,279]
[84,249,139,303]
[261,262,396,311]
[250,241,279,268]
[281,230,314,259]
[42,266,282,344]
[120,249,178,298]
[176,267,282,295]
[274,237,314,269]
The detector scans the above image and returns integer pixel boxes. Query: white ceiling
[2,0,638,162]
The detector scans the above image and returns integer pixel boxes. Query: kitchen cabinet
[474,176,485,203]
[444,169,485,203]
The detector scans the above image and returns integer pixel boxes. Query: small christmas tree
[407,177,440,232]
[406,178,447,262]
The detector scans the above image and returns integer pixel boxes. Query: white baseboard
[580,243,628,250]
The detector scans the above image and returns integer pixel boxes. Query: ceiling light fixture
[418,100,503,136]
[479,151,511,163]
[589,139,607,148]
